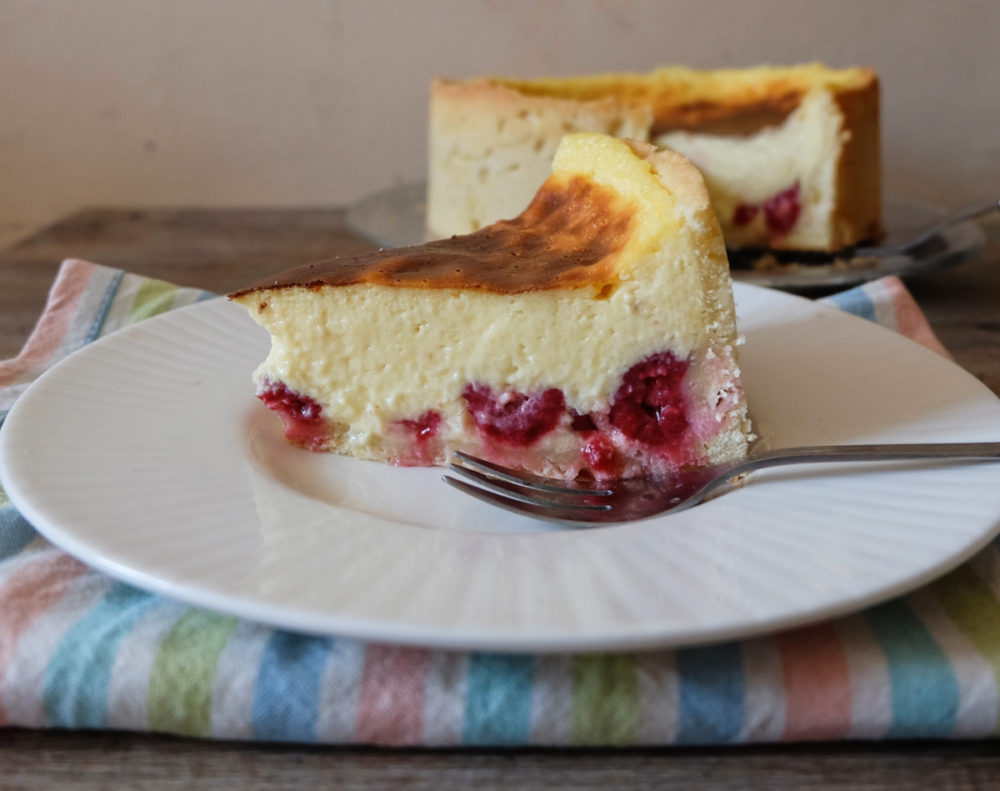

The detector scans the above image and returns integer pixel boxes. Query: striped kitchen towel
[1,258,998,746]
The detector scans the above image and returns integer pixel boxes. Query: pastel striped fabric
[2,259,999,745]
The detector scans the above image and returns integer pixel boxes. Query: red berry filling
[258,378,328,451]
[393,410,442,465]
[731,203,759,227]
[398,410,442,441]
[729,183,801,237]
[582,434,621,478]
[763,184,801,235]
[609,352,690,448]
[569,410,598,432]
[463,384,565,446]
[399,409,441,442]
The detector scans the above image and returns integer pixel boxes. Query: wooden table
[2,208,999,790]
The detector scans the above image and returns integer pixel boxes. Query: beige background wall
[2,0,998,244]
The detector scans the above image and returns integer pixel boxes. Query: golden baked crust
[830,77,882,247]
[234,137,729,301]
[496,64,877,134]
[234,173,639,296]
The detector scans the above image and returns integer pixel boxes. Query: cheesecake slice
[231,134,751,481]
[428,63,881,253]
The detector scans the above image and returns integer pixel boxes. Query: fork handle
[855,199,999,256]
[677,442,1000,512]
[740,442,1000,474]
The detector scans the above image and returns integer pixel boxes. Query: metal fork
[444,443,1000,526]
[854,198,999,258]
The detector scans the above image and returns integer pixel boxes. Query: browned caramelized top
[231,175,636,298]
[488,64,878,136]
[649,97,799,136]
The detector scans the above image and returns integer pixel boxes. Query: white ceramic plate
[344,183,987,292]
[3,286,1000,653]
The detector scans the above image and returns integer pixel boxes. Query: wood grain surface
[3,727,1000,791]
[1,208,999,790]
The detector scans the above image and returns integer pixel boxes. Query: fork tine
[446,464,614,509]
[443,476,613,522]
[450,451,613,497]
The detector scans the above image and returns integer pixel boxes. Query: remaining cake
[428,63,881,253]
[231,133,751,481]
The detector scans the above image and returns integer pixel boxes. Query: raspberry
[398,410,442,441]
[609,352,689,447]
[582,434,620,477]
[763,184,801,235]
[258,378,328,450]
[393,410,442,465]
[462,384,565,446]
[731,203,759,227]
[569,410,597,432]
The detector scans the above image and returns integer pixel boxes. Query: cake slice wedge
[231,133,751,481]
